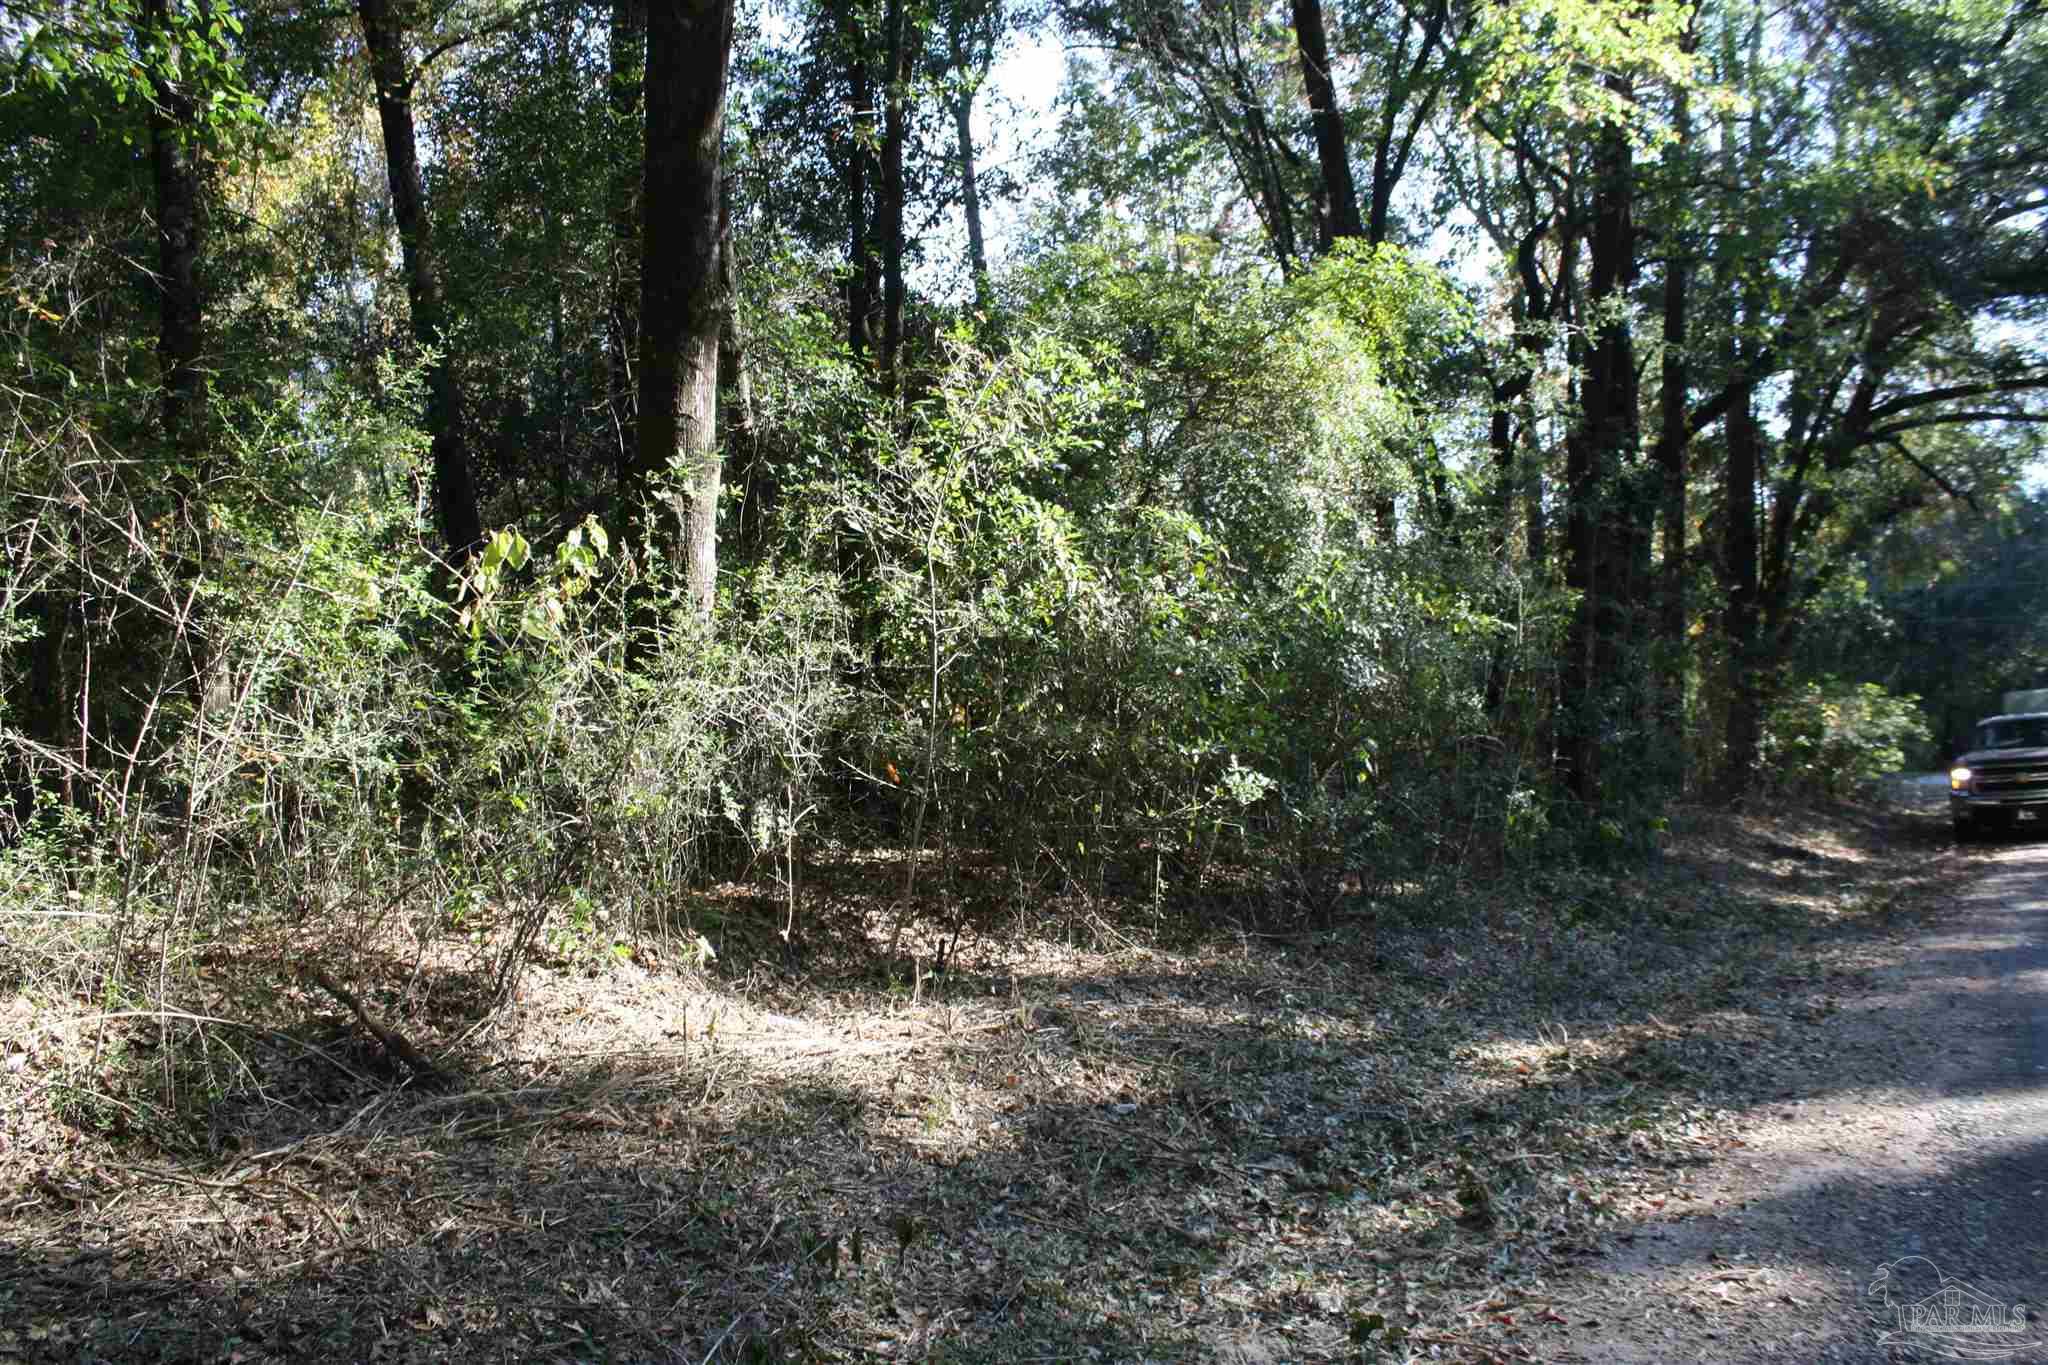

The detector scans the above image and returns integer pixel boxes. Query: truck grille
[1973,761,2048,798]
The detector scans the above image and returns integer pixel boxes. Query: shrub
[1761,680,1931,799]
[783,324,1557,924]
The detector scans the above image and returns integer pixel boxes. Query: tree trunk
[879,0,903,391]
[879,0,923,395]
[718,207,755,444]
[358,0,483,566]
[840,3,876,359]
[1524,218,1566,570]
[1287,0,1413,540]
[1720,369,1763,791]
[1558,113,1640,805]
[637,0,736,618]
[1235,89,1300,277]
[607,0,646,501]
[950,64,991,315]
[140,0,212,718]
[550,26,575,519]
[1487,401,1517,549]
[1587,133,1643,701]
[1489,220,1552,556]
[1720,248,1797,796]
[1560,404,1597,801]
[551,220,569,519]
[1364,0,1445,247]
[141,0,204,485]
[1652,206,1691,786]
[1291,0,1362,250]
[717,201,761,555]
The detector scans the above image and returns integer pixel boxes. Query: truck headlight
[1950,766,1972,791]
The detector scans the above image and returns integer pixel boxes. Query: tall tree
[1079,0,1460,534]
[1290,0,1360,249]
[1062,0,1310,275]
[1556,101,1644,804]
[138,0,218,720]
[1351,0,1452,247]
[1678,0,2048,790]
[1649,164,1692,777]
[837,0,881,358]
[139,0,206,485]
[1446,115,1576,568]
[609,0,648,496]
[1455,0,1716,805]
[940,0,1003,315]
[356,0,483,565]
[1719,348,1764,779]
[1288,0,1385,535]
[636,0,738,616]
[877,0,925,392]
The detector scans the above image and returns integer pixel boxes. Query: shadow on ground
[0,799,2007,1363]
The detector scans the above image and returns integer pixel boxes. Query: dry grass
[0,793,1978,1362]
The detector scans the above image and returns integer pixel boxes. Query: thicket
[0,239,1547,1029]
[3,0,2044,1127]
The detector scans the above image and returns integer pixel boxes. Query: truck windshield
[1977,717,2048,749]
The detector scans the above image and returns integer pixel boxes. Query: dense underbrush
[2,285,1935,1147]
[0,334,1575,1112]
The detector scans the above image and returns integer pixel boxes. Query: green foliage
[428,18,621,504]
[391,523,849,985]
[1467,0,1703,132]
[745,271,1552,918]
[8,0,2047,1130]
[1810,492,2048,752]
[1,344,855,1024]
[11,0,266,147]
[0,795,104,994]
[1761,681,1931,799]
[1007,238,1459,574]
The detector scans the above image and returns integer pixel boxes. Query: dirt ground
[1,791,2042,1363]
[1546,800,2048,1363]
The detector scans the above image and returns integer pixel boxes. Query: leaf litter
[0,798,1961,1362]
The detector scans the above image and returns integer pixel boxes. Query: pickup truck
[1950,710,2048,841]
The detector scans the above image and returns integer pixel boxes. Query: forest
[3,0,2048,1358]
[4,0,2048,1078]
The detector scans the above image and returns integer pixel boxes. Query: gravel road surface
[1557,825,2048,1362]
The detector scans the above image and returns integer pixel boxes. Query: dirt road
[1557,829,2048,1362]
